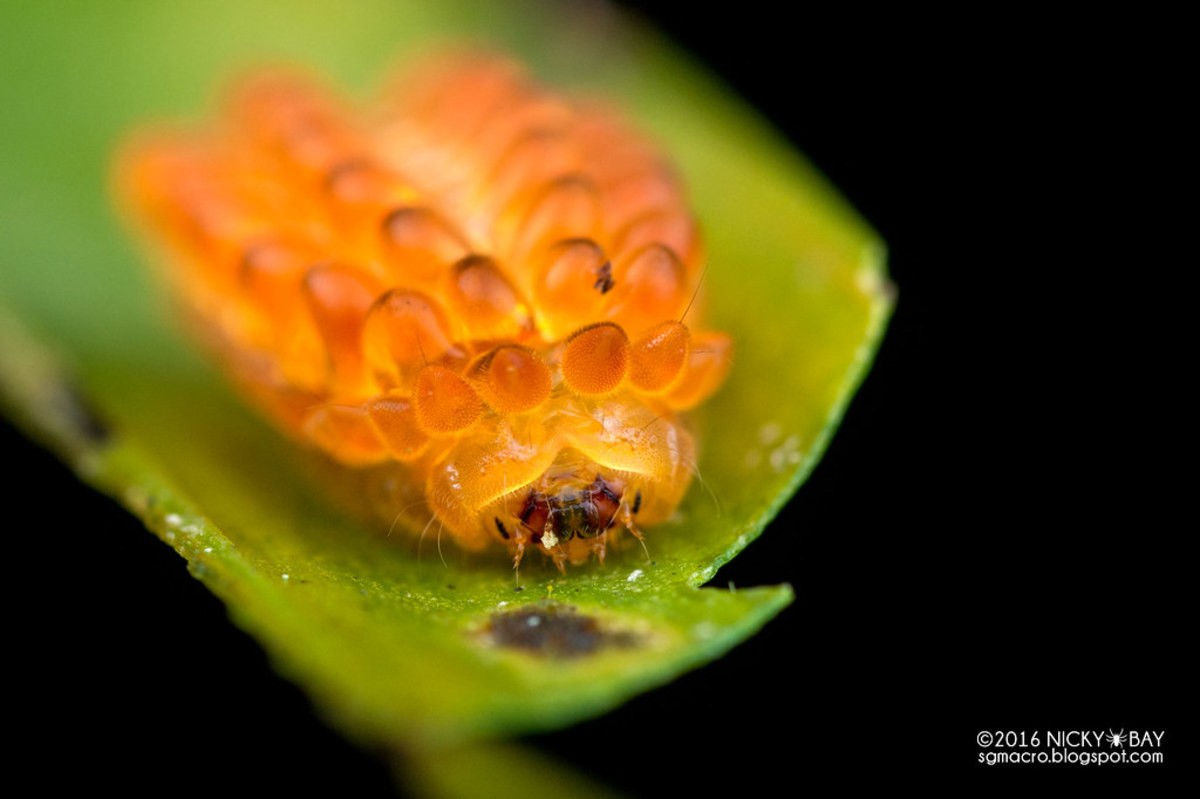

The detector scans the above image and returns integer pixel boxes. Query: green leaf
[0,0,890,757]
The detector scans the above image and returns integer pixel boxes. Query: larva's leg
[512,541,525,573]
[622,503,650,562]
[621,502,643,541]
[588,535,607,565]
[548,543,569,574]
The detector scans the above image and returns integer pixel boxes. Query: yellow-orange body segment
[120,53,730,569]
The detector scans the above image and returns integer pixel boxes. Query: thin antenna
[678,262,708,323]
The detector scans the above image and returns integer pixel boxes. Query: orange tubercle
[469,346,551,414]
[629,321,691,394]
[561,322,630,396]
[365,393,429,461]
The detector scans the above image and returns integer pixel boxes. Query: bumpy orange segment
[120,52,731,569]
[561,322,630,395]
[630,321,691,393]
[469,346,551,414]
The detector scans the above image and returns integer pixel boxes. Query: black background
[7,2,1185,792]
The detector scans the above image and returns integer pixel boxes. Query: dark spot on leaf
[513,585,525,593]
[49,381,109,444]
[483,601,638,658]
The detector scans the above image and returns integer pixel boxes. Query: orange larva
[118,52,732,570]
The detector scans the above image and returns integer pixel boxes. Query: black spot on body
[494,517,510,540]
[593,261,615,294]
[484,602,637,658]
[632,490,642,515]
